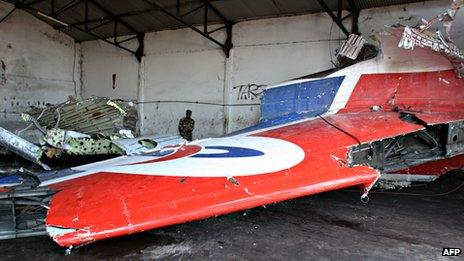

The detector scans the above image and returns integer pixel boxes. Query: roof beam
[181,4,204,18]
[0,6,16,24]
[202,0,231,24]
[316,0,350,37]
[55,8,158,29]
[346,0,359,34]
[55,0,84,16]
[11,1,145,62]
[22,0,46,6]
[55,3,213,31]
[87,0,139,34]
[76,0,145,61]
[337,0,342,20]
[141,0,233,57]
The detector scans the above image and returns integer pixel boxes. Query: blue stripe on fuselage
[227,76,345,136]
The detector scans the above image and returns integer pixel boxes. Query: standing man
[178,109,195,141]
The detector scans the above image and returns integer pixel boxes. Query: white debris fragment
[106,100,127,116]
[371,105,382,112]
[46,226,77,238]
[338,34,366,60]
[440,78,451,84]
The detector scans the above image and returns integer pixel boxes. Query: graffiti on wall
[233,84,267,101]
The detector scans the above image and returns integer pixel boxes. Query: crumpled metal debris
[1,96,186,169]
[40,128,126,157]
[398,0,464,78]
[39,128,185,158]
[16,96,143,158]
[421,0,463,42]
[40,127,184,156]
[0,126,50,170]
[24,96,138,136]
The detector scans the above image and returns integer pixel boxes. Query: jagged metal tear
[398,26,464,78]
[398,0,464,78]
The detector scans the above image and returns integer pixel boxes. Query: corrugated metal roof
[5,0,430,42]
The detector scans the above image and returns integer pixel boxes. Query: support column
[223,49,234,134]
[73,42,83,98]
[137,56,146,135]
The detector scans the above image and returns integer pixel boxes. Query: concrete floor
[1,172,463,261]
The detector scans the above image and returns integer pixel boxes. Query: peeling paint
[46,226,77,238]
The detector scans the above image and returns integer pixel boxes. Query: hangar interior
[2,0,462,138]
[0,0,463,259]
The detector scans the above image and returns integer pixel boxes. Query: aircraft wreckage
[0,3,464,251]
[0,97,184,169]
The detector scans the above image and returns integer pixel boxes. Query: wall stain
[12,57,30,76]
[0,60,6,85]
[42,31,71,47]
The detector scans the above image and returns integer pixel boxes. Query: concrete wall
[82,12,349,139]
[81,0,462,139]
[0,2,80,127]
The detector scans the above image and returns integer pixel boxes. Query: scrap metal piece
[112,135,185,155]
[40,129,183,157]
[398,0,464,78]
[20,113,47,135]
[338,34,366,60]
[24,97,138,136]
[0,127,49,170]
[419,0,463,41]
[398,26,464,78]
[446,120,464,156]
[41,128,124,157]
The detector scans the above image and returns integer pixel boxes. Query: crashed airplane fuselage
[1,28,464,248]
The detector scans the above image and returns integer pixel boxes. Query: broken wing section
[42,111,430,247]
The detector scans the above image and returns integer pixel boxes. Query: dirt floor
[1,172,463,260]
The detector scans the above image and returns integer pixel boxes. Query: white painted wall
[81,0,463,139]
[81,39,139,100]
[82,12,349,139]
[0,2,80,128]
